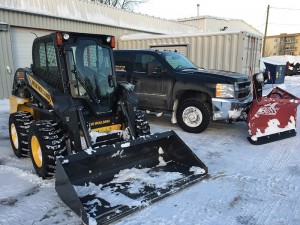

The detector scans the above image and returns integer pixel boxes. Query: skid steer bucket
[247,87,300,145]
[55,130,208,225]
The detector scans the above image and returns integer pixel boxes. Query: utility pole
[262,5,270,57]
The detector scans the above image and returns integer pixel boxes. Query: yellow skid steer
[9,32,208,224]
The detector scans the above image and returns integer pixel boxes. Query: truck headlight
[216,83,234,98]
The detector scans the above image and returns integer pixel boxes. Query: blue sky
[136,0,300,36]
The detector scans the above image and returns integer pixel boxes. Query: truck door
[132,53,170,110]
[114,51,133,83]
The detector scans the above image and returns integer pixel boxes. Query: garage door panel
[11,28,51,70]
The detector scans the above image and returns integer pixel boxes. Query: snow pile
[85,147,97,155]
[228,109,242,119]
[110,167,183,192]
[189,166,206,175]
[73,166,184,216]
[111,150,125,158]
[74,181,147,209]
[0,99,9,113]
[157,147,167,166]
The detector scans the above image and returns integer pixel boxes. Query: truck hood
[178,69,249,83]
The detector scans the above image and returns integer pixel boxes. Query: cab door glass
[133,54,162,75]
[66,40,114,113]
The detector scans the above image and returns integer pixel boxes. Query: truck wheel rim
[182,106,203,128]
[10,124,19,149]
[31,136,43,168]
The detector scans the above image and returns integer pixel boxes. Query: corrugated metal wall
[0,9,152,40]
[118,31,262,75]
[178,16,262,36]
[0,25,14,99]
[0,0,200,36]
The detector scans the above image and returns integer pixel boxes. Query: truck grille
[235,81,251,99]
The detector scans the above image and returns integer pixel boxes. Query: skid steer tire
[177,99,212,133]
[28,120,67,179]
[135,110,151,136]
[9,111,34,158]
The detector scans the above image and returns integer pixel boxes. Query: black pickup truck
[114,49,252,133]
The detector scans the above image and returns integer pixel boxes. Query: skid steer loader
[8,32,208,224]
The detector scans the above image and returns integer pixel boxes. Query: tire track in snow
[0,154,33,172]
[232,135,300,225]
[0,166,81,225]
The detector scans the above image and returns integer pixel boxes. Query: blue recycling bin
[263,62,286,84]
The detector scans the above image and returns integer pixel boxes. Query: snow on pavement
[0,76,300,225]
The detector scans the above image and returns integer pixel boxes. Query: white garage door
[11,27,52,70]
[150,45,188,57]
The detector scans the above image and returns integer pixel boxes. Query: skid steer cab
[8,32,208,224]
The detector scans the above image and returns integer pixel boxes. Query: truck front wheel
[177,99,212,133]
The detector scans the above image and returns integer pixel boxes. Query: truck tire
[135,110,151,136]
[177,99,212,133]
[28,120,67,179]
[9,111,34,158]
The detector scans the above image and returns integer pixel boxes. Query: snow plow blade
[55,130,208,225]
[247,87,300,145]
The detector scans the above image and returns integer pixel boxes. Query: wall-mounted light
[0,22,9,32]
[220,26,228,31]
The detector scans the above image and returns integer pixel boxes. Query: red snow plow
[247,73,300,145]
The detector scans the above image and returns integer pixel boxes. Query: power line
[270,6,300,11]
[269,23,300,26]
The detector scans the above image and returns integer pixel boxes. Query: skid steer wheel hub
[31,135,42,168]
[10,124,19,149]
[182,106,202,127]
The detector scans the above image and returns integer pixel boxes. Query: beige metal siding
[0,26,14,99]
[150,45,188,57]
[178,16,262,36]
[0,0,200,35]
[118,31,262,75]
[0,9,148,40]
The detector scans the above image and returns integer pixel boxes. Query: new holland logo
[256,102,279,116]
[28,76,54,106]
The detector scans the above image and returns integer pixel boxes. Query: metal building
[118,31,262,75]
[177,16,262,36]
[0,0,200,99]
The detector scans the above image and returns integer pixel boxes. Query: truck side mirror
[146,63,167,75]
[156,66,167,75]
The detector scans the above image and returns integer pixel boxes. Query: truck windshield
[161,52,197,71]
[66,40,114,103]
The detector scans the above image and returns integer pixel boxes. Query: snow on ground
[1,76,300,225]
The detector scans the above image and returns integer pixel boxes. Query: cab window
[133,54,162,75]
